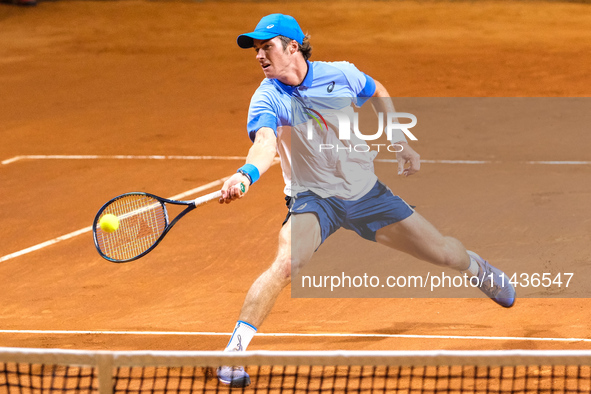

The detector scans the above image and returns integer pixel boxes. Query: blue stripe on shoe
[238,320,258,332]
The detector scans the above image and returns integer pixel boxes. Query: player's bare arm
[372,79,420,177]
[220,127,277,203]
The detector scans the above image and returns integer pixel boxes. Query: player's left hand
[395,141,420,177]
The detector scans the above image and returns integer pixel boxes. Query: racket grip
[194,190,222,207]
[193,183,245,206]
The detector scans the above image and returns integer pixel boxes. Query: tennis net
[1,347,591,393]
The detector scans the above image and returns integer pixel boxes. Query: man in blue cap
[217,14,516,387]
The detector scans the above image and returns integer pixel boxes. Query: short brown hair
[278,35,312,61]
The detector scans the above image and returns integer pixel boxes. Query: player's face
[253,37,292,80]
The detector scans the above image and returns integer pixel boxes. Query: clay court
[1,0,590,357]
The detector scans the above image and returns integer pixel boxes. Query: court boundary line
[1,155,248,165]
[1,154,588,264]
[2,155,591,166]
[0,177,231,264]
[0,329,589,343]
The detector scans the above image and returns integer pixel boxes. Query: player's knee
[272,252,310,283]
[272,254,292,284]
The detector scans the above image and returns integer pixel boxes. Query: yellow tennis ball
[100,214,120,233]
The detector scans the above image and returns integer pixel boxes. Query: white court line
[0,329,589,343]
[3,155,591,166]
[527,161,591,165]
[1,154,588,263]
[1,155,247,165]
[377,159,491,164]
[0,178,229,264]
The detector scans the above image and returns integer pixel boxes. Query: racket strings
[96,195,167,261]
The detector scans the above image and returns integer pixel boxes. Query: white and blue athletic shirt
[246,60,378,200]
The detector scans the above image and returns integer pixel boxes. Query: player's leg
[375,211,470,270]
[343,181,514,307]
[238,212,321,328]
[375,211,515,307]
[217,213,321,387]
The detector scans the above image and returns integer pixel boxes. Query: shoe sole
[218,376,251,387]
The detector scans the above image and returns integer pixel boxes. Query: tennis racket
[93,183,245,263]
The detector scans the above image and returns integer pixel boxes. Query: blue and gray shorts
[283,181,414,244]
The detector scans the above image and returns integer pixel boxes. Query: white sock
[224,320,257,352]
[461,251,480,277]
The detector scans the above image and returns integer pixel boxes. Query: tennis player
[217,14,516,387]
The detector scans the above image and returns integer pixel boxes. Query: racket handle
[193,183,246,207]
[193,190,222,207]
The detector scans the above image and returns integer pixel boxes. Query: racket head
[93,192,169,263]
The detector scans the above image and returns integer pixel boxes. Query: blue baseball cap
[237,14,305,49]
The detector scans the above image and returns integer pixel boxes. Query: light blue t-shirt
[247,60,376,141]
[246,60,378,199]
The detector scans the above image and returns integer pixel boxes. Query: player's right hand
[219,173,250,204]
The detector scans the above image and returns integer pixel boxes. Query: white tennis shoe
[216,365,251,387]
[468,251,516,308]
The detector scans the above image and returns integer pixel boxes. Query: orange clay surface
[0,0,590,352]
